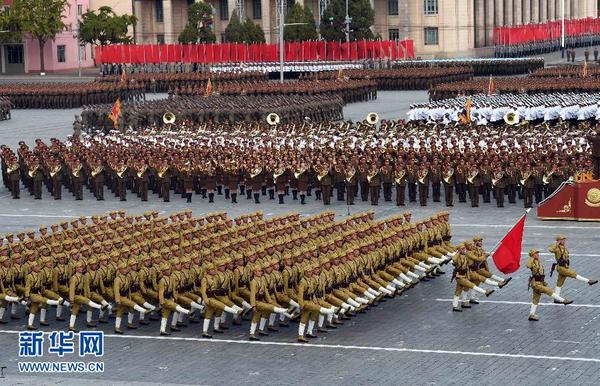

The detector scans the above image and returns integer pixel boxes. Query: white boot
[317,314,325,328]
[273,307,288,314]
[250,322,258,335]
[214,316,221,330]
[128,312,134,325]
[473,285,487,295]
[298,322,306,337]
[289,299,300,308]
[307,320,315,335]
[46,299,59,306]
[175,305,190,315]
[241,300,252,309]
[4,295,19,302]
[452,295,460,309]
[392,279,405,288]
[258,317,267,331]
[576,275,591,283]
[160,317,167,333]
[87,300,102,309]
[86,310,93,323]
[28,313,35,327]
[484,279,500,287]
[347,298,360,308]
[133,304,147,314]
[529,304,537,316]
[69,314,77,328]
[319,307,334,315]
[202,318,210,333]
[143,302,156,311]
[223,306,239,315]
[554,286,561,296]
[551,293,565,302]
[268,313,276,327]
[408,270,421,278]
[171,313,179,328]
[190,301,204,311]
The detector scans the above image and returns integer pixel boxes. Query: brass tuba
[267,113,280,126]
[366,112,379,125]
[503,111,518,125]
[163,112,176,125]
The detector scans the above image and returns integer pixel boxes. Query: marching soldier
[491,164,507,208]
[527,249,572,321]
[441,161,454,207]
[394,162,406,206]
[417,163,429,206]
[68,260,104,332]
[549,235,597,300]
[451,243,494,312]
[466,164,481,207]
[368,165,382,206]
[520,164,535,209]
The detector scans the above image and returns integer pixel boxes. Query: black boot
[186,193,192,203]
[292,190,298,200]
[240,185,245,195]
[315,190,322,200]
[284,186,290,196]
[217,185,222,195]
[307,187,312,196]
[278,194,284,204]
[225,188,230,199]
[269,189,275,200]
[246,190,252,199]
[201,188,207,199]
[231,193,237,203]
[254,193,260,204]
[208,192,214,203]
[261,186,267,196]
[300,194,306,205]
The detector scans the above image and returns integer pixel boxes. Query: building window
[157,34,165,44]
[77,4,83,16]
[57,45,66,63]
[424,27,438,45]
[388,0,398,15]
[6,45,23,64]
[388,28,399,41]
[80,45,87,61]
[424,0,438,15]
[253,0,262,19]
[220,0,229,20]
[156,0,164,22]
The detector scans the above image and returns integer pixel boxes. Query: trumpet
[117,166,128,178]
[367,170,378,183]
[294,169,305,179]
[91,166,104,178]
[394,170,406,184]
[317,170,329,181]
[137,165,147,178]
[163,112,176,124]
[50,166,61,178]
[7,163,19,174]
[542,168,555,185]
[250,168,262,178]
[443,168,454,184]
[71,164,82,178]
[366,112,379,125]
[273,168,285,180]
[491,171,504,186]
[28,165,39,178]
[520,171,531,186]
[417,170,428,184]
[158,166,169,178]
[266,113,280,126]
[467,169,479,184]
[503,111,518,125]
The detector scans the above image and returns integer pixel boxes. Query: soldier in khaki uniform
[527,248,572,321]
[68,260,103,332]
[549,235,597,300]
[451,243,494,312]
[248,262,289,340]
[157,262,190,336]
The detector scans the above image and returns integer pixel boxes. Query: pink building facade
[1,0,94,74]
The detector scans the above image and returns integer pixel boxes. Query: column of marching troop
[1,209,462,341]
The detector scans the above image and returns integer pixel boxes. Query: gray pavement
[0,93,599,385]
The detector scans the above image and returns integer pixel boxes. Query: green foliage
[178,1,216,43]
[79,6,137,46]
[224,10,265,43]
[8,0,69,72]
[283,3,318,42]
[0,5,24,43]
[320,0,374,41]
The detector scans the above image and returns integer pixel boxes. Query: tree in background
[225,10,265,43]
[7,0,68,73]
[320,0,374,41]
[283,3,318,42]
[79,6,137,47]
[243,18,265,43]
[178,1,216,43]
[0,5,25,43]
[224,10,244,42]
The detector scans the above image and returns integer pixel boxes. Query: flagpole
[489,208,531,255]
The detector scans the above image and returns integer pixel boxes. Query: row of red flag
[494,17,600,46]
[94,40,415,64]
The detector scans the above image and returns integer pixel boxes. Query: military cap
[87,256,98,265]
[529,248,540,257]
[0,254,8,263]
[41,255,54,263]
[556,235,566,240]
[159,262,171,272]
[74,260,85,269]
[180,256,191,264]
[117,260,128,269]
[473,235,483,242]
[204,261,215,270]
[171,257,180,265]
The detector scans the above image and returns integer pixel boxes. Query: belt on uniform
[58,278,68,285]
[528,274,545,291]
[120,290,129,297]
[256,294,264,301]
[164,291,172,298]
[303,294,312,300]
[275,285,284,292]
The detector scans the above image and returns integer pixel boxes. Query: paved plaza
[0,91,599,385]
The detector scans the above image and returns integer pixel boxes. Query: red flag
[492,211,529,274]
[108,98,122,128]
[205,79,213,97]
